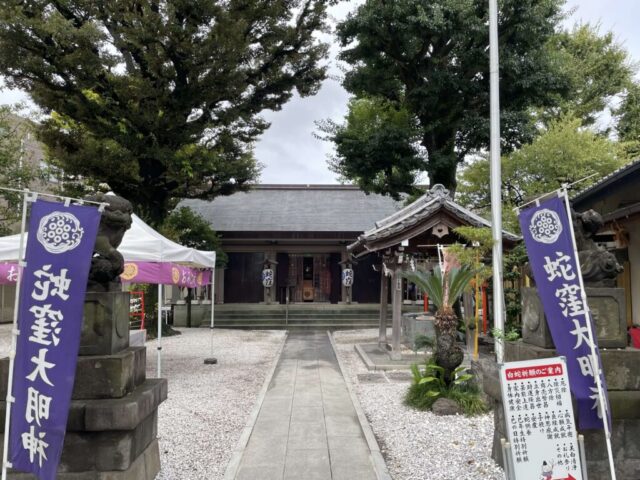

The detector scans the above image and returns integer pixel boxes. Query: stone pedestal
[0,291,167,479]
[522,287,627,348]
[80,290,131,355]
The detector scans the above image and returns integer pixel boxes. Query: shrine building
[181,184,401,304]
[181,183,519,307]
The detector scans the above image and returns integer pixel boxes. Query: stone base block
[173,304,210,327]
[1,411,157,472]
[0,347,146,400]
[5,437,161,480]
[521,287,627,348]
[521,288,555,348]
[81,291,131,355]
[0,379,167,432]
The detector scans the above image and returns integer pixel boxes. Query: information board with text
[500,357,583,480]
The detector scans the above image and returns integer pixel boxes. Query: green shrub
[413,334,434,353]
[405,357,489,415]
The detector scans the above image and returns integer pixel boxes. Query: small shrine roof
[348,184,520,256]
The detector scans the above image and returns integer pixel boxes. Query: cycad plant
[403,265,474,384]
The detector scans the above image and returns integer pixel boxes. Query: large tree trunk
[423,131,459,194]
[434,308,463,384]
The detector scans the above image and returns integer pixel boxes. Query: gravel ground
[146,328,286,480]
[0,325,285,480]
[333,328,505,480]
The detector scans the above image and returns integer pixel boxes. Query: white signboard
[500,357,583,480]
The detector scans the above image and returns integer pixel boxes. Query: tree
[159,206,227,267]
[616,82,640,158]
[0,107,38,234]
[0,1,334,223]
[333,0,569,195]
[403,265,474,382]
[544,23,634,127]
[457,115,628,231]
[318,97,426,199]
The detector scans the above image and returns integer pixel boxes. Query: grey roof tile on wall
[179,185,402,232]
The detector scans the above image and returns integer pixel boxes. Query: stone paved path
[234,332,378,480]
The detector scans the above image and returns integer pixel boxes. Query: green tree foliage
[447,226,493,286]
[0,1,334,223]
[616,82,640,157]
[0,108,37,234]
[503,242,528,327]
[160,207,226,267]
[319,97,426,199]
[457,116,628,231]
[545,24,634,126]
[333,0,568,195]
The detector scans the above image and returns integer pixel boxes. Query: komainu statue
[84,192,133,288]
[573,208,623,287]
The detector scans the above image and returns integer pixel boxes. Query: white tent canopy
[120,214,216,268]
[0,213,216,268]
[0,212,216,378]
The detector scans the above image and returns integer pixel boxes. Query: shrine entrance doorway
[276,253,341,303]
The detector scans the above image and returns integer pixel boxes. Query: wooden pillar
[215,268,224,304]
[390,263,403,360]
[378,266,388,345]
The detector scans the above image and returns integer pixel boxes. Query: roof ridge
[572,157,640,202]
[249,184,362,190]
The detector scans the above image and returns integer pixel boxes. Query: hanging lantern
[341,268,354,287]
[262,268,274,288]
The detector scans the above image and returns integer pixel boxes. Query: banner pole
[561,187,616,480]
[2,190,32,480]
[157,283,162,378]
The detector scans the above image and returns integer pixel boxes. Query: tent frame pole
[157,283,163,378]
[2,190,32,480]
[210,268,214,329]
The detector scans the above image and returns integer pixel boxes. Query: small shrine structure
[347,184,519,359]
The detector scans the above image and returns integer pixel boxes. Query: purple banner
[120,262,211,288]
[9,200,101,479]
[519,194,610,430]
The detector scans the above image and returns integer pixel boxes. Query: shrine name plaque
[500,357,583,480]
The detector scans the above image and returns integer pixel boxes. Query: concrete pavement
[233,332,379,480]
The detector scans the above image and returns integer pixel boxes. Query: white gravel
[0,324,285,480]
[146,328,286,480]
[333,328,505,480]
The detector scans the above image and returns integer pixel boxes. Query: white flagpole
[489,0,505,364]
[2,190,33,480]
[157,283,163,378]
[561,187,616,479]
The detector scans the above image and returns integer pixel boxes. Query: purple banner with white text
[120,262,211,287]
[518,194,610,430]
[9,200,101,479]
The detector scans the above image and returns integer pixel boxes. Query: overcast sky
[1,0,639,185]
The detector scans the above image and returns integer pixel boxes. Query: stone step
[0,346,146,400]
